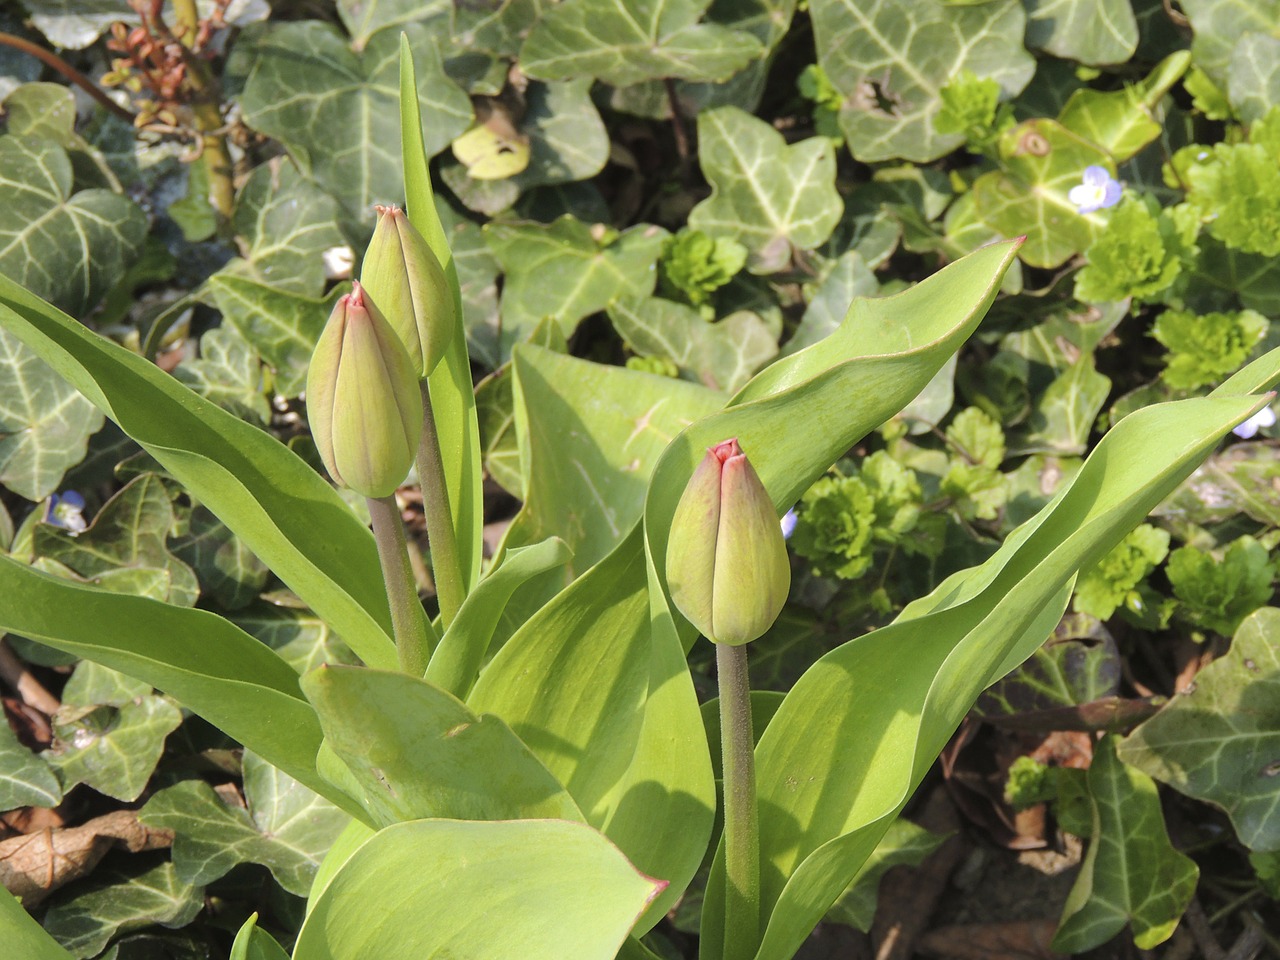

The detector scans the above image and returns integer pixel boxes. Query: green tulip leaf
[519,0,762,87]
[303,665,583,826]
[293,819,664,960]
[0,136,145,317]
[0,325,102,501]
[0,888,75,960]
[237,21,471,219]
[1053,736,1198,952]
[1119,606,1280,852]
[0,276,398,669]
[230,914,290,960]
[687,108,842,274]
[1179,0,1280,86]
[1024,0,1137,66]
[34,474,199,607]
[1058,53,1191,162]
[0,718,61,810]
[41,861,203,960]
[139,752,349,896]
[1227,33,1280,123]
[608,297,778,393]
[971,119,1113,269]
[810,0,1034,162]
[486,216,668,353]
[0,555,338,809]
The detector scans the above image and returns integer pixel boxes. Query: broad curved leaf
[1024,0,1137,66]
[0,888,75,960]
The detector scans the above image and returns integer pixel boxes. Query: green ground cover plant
[0,0,1279,957]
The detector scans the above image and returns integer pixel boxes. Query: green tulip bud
[666,438,790,646]
[360,204,454,378]
[306,281,424,498]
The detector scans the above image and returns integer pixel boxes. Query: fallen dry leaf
[917,919,1063,960]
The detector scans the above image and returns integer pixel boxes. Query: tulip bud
[306,281,423,498]
[666,438,790,646]
[360,204,454,378]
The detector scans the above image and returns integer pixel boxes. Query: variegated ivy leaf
[970,119,1112,269]
[17,0,121,49]
[1227,33,1280,123]
[519,0,763,87]
[232,596,357,674]
[688,107,842,274]
[173,326,271,427]
[826,820,947,932]
[336,0,449,49]
[485,216,668,353]
[237,20,471,219]
[608,297,777,393]
[1179,0,1280,87]
[1119,607,1280,852]
[1024,0,1137,67]
[0,325,104,501]
[42,861,203,959]
[170,504,270,611]
[785,251,881,355]
[140,752,349,896]
[33,473,200,608]
[1010,356,1111,457]
[0,718,61,810]
[453,0,548,58]
[0,136,145,317]
[810,0,1034,163]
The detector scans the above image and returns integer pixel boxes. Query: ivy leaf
[1058,53,1190,162]
[971,119,1112,269]
[237,21,471,219]
[977,616,1122,716]
[519,0,763,87]
[453,0,547,57]
[810,0,1034,163]
[1120,607,1280,851]
[786,251,881,355]
[173,326,270,427]
[1053,736,1198,952]
[33,473,200,608]
[1011,356,1111,456]
[171,505,270,611]
[17,0,122,50]
[0,718,61,809]
[42,860,203,959]
[335,0,449,49]
[608,297,777,393]
[140,752,349,896]
[1024,0,1137,66]
[0,137,145,317]
[825,821,947,931]
[1178,0,1280,86]
[688,107,842,274]
[227,163,348,298]
[1227,34,1280,123]
[485,216,668,352]
[1155,443,1280,528]
[0,325,103,501]
[47,662,183,803]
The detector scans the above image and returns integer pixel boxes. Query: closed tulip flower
[666,438,791,646]
[360,204,454,378]
[306,281,423,498]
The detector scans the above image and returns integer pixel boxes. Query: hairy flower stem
[717,641,760,960]
[367,494,435,676]
[416,382,465,628]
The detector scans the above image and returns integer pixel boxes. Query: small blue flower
[1233,406,1276,439]
[45,490,88,534]
[780,507,798,540]
[1068,166,1122,214]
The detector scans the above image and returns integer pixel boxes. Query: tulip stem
[716,641,759,960]
[416,382,465,629]
[367,494,435,676]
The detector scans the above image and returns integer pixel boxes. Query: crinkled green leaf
[519,0,762,86]
[0,325,102,501]
[0,137,145,317]
[1120,606,1280,851]
[171,504,270,611]
[608,297,778,393]
[687,107,842,274]
[811,0,1034,162]
[485,216,667,353]
[237,21,471,218]
[173,325,270,427]
[1053,736,1198,951]
[1072,526,1170,621]
[1058,53,1190,161]
[0,717,61,810]
[42,861,203,959]
[1074,197,1187,304]
[971,119,1113,269]
[140,751,349,896]
[1024,0,1137,66]
[1185,128,1280,258]
[1167,535,1274,637]
[34,474,199,608]
[1227,33,1280,123]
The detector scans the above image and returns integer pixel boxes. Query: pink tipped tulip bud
[666,438,791,646]
[360,204,455,378]
[306,281,424,498]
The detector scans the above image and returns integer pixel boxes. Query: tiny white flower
[1067,165,1122,214]
[1232,406,1276,439]
[46,491,88,535]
